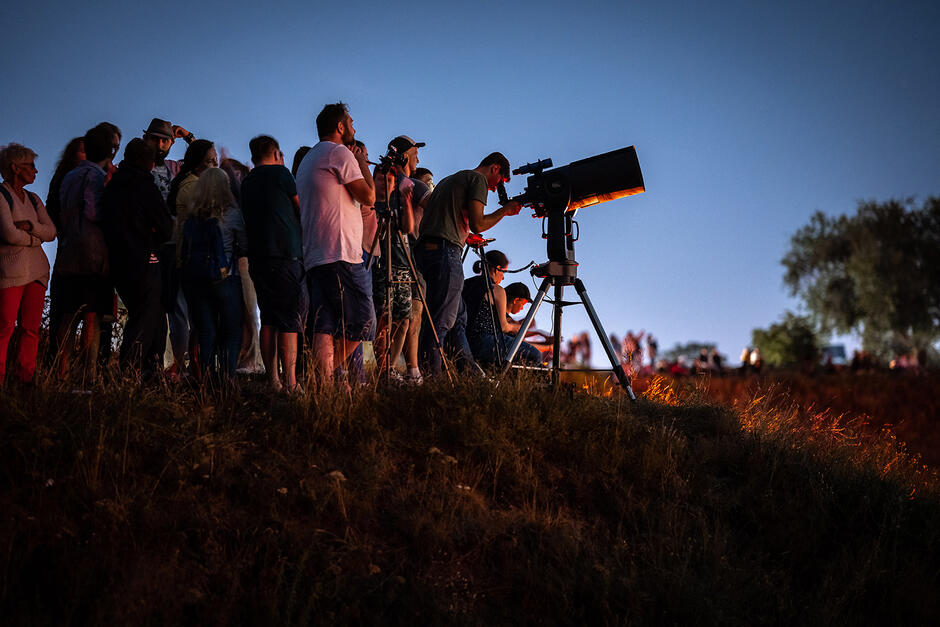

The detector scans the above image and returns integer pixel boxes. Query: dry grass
[1,370,939,625]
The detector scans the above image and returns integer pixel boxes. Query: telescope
[499,146,646,399]
[504,146,645,218]
[501,146,645,265]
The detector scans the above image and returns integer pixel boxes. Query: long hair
[472,249,509,275]
[45,137,84,224]
[48,138,84,191]
[167,139,214,215]
[192,167,235,220]
[220,157,249,203]
[291,146,311,177]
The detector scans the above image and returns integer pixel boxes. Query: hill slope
[2,376,938,625]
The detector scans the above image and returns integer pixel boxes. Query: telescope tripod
[501,261,636,400]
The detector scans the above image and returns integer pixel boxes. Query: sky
[2,0,937,365]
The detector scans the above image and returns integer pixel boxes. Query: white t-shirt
[296,141,365,269]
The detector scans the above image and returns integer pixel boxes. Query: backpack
[180,216,230,282]
[0,185,40,214]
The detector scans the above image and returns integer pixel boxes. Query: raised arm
[344,144,375,207]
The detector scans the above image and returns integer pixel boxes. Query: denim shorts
[306,261,375,340]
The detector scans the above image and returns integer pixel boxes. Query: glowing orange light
[568,186,646,212]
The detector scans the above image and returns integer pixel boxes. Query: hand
[13,220,32,232]
[400,181,413,203]
[172,125,189,138]
[349,143,367,161]
[502,200,522,216]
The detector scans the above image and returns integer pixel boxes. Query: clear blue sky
[2,0,937,364]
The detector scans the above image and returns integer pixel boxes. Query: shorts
[373,265,413,322]
[410,265,427,302]
[51,273,113,316]
[306,261,374,340]
[249,257,305,333]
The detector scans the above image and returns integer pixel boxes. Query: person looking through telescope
[414,152,522,375]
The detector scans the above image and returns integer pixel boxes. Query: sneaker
[404,371,424,385]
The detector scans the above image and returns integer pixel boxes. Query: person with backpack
[178,167,246,378]
[0,143,57,384]
[164,139,218,379]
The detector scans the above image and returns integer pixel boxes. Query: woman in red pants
[0,143,57,384]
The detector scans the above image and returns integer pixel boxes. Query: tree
[782,197,940,359]
[751,312,821,369]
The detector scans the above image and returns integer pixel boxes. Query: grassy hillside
[2,374,938,625]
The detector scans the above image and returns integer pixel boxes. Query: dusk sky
[3,0,937,365]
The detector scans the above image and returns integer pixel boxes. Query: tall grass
[1,371,938,624]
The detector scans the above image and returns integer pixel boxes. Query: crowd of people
[0,103,552,390]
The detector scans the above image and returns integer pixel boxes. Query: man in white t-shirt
[295,102,375,382]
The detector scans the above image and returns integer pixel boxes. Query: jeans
[471,332,543,367]
[114,263,166,376]
[415,239,465,375]
[447,298,477,371]
[183,275,244,375]
[160,242,190,366]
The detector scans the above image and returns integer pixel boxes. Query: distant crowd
[0,103,555,390]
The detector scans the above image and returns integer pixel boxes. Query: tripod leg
[399,230,453,382]
[573,278,636,400]
[365,214,388,271]
[501,276,551,377]
[551,282,564,387]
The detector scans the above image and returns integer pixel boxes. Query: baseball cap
[388,135,426,153]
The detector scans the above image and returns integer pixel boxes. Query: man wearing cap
[141,118,194,201]
[414,152,522,376]
[141,117,195,376]
[368,135,431,377]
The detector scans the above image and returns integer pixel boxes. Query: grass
[1,371,939,625]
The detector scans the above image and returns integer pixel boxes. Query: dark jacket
[101,161,173,276]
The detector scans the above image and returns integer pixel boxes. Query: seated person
[504,281,553,358]
[463,250,543,366]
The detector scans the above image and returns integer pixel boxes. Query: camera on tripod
[372,145,410,220]
[376,144,409,173]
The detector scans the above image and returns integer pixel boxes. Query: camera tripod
[500,212,636,400]
[366,169,451,382]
